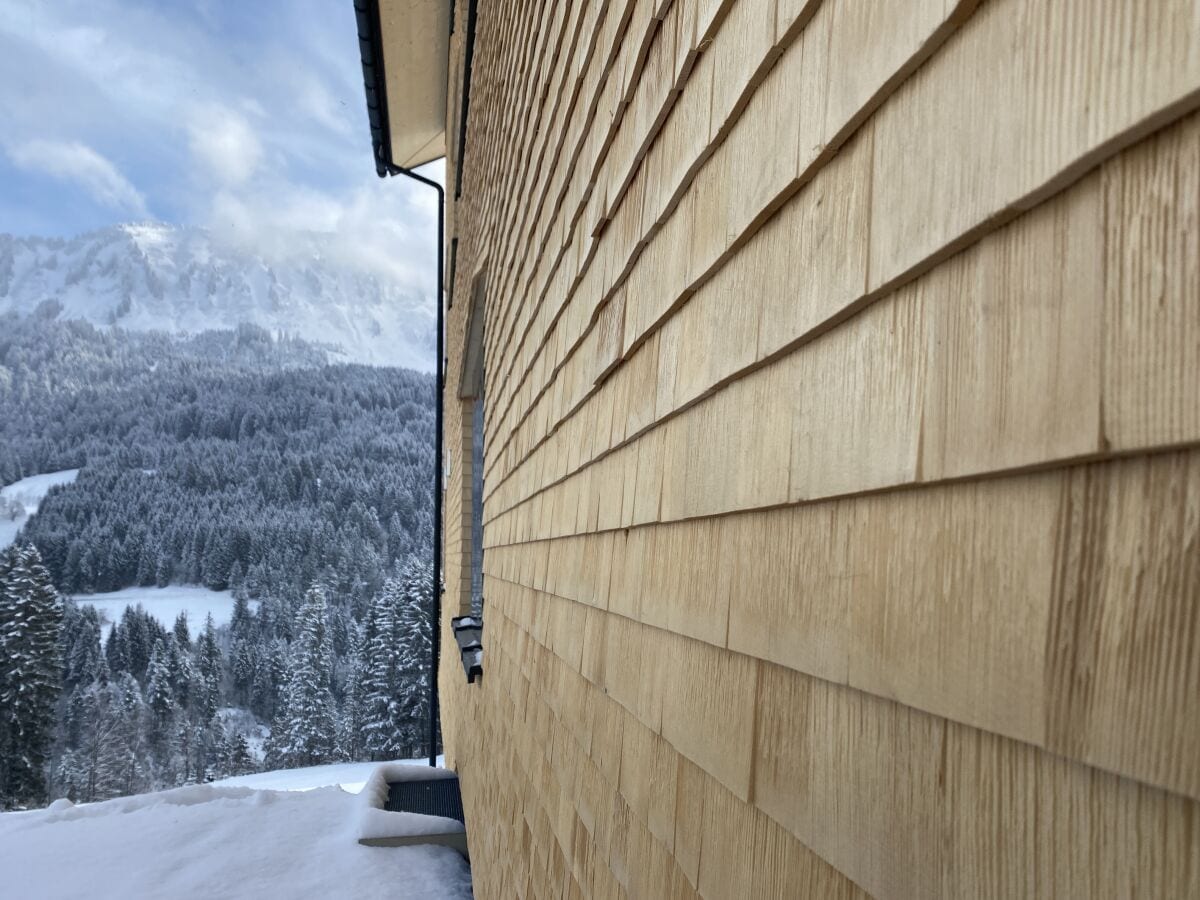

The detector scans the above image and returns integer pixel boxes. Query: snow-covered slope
[0,763,472,900]
[0,224,434,369]
[0,469,79,549]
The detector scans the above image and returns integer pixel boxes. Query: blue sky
[0,0,441,284]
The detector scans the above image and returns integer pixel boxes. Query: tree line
[2,314,435,609]
[0,314,441,807]
[1,542,436,809]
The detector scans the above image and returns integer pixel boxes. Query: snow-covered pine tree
[229,594,253,640]
[0,546,14,798]
[0,543,65,807]
[279,585,336,767]
[195,614,222,724]
[230,638,254,708]
[251,638,287,722]
[104,621,130,676]
[172,610,191,650]
[360,580,405,759]
[70,682,114,802]
[120,605,155,681]
[225,731,255,776]
[261,711,286,770]
[198,717,223,781]
[63,672,151,802]
[227,560,245,593]
[143,643,177,775]
[53,749,81,802]
[393,557,433,758]
[109,672,149,797]
[63,603,104,689]
[163,633,194,714]
[336,623,368,761]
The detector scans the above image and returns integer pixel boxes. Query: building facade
[360,1,1200,896]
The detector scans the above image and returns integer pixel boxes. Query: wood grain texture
[488,448,1200,801]
[1102,113,1200,451]
[434,0,1200,896]
[1046,451,1200,800]
[755,658,1200,900]
[474,584,1200,900]
[869,0,1200,296]
[483,113,1198,539]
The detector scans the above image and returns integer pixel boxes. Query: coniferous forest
[0,312,438,808]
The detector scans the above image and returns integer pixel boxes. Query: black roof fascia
[354,0,399,178]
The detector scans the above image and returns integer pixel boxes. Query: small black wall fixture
[451,615,483,683]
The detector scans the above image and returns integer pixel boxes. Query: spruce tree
[0,547,14,797]
[110,672,148,797]
[105,621,130,676]
[64,604,104,689]
[361,580,405,759]
[172,611,191,650]
[0,544,65,807]
[71,682,111,802]
[337,624,368,761]
[229,594,252,641]
[393,557,433,757]
[279,585,336,766]
[195,614,222,724]
[225,732,254,776]
[143,643,177,776]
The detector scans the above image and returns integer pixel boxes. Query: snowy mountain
[0,224,435,369]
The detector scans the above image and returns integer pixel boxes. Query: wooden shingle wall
[438,0,1200,896]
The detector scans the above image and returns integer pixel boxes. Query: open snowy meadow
[0,760,472,900]
[0,469,79,548]
[73,584,245,642]
[1,470,246,642]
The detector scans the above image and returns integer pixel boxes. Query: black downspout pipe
[355,0,445,768]
[390,165,444,769]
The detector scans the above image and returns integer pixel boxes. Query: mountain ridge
[0,223,435,370]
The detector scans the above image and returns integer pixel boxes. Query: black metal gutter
[354,0,445,768]
[454,0,478,200]
[353,0,395,178]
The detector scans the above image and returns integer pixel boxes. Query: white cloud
[188,105,264,187]
[203,164,442,291]
[0,0,444,313]
[7,138,149,218]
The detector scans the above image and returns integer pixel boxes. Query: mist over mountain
[0,224,435,370]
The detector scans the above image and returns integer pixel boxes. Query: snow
[73,585,247,641]
[0,767,473,900]
[0,469,80,549]
[213,756,445,795]
[0,225,435,369]
[356,763,465,844]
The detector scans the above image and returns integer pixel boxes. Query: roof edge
[354,0,398,178]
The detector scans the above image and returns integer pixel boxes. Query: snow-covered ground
[73,585,245,641]
[0,469,80,548]
[0,762,472,900]
[214,756,446,794]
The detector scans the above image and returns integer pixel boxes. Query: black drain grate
[385,776,465,824]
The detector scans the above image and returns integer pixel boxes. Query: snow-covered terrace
[0,760,472,899]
